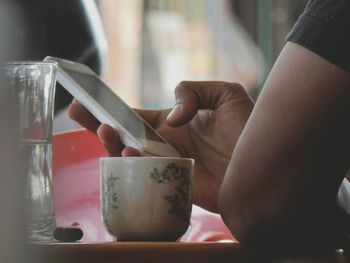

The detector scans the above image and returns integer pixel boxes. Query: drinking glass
[5,61,57,241]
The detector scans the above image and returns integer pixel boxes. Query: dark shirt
[287,0,350,73]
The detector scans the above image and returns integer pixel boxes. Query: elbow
[218,192,268,248]
[217,184,294,250]
[218,186,343,251]
[217,154,299,249]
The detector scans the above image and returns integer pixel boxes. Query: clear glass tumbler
[5,61,57,242]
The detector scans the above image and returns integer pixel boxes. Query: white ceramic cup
[100,157,194,241]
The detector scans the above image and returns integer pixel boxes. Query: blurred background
[0,1,309,262]
[54,0,309,131]
[99,0,308,103]
[0,0,309,132]
[94,0,309,109]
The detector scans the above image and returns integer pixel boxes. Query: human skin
[68,41,350,250]
[218,42,350,250]
[68,81,255,212]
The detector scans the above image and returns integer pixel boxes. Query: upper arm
[219,42,350,248]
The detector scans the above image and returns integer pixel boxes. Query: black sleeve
[286,0,350,73]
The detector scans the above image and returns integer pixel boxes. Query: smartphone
[45,56,180,157]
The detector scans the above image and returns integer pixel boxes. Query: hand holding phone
[45,56,180,157]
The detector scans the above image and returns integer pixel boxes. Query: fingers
[96,124,143,157]
[166,81,247,127]
[132,108,169,129]
[96,124,124,157]
[122,147,141,157]
[67,99,167,156]
[68,99,100,134]
[166,83,198,127]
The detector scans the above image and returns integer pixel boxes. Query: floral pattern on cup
[102,173,119,233]
[150,163,192,222]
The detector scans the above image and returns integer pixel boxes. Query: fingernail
[166,104,182,121]
[96,125,105,145]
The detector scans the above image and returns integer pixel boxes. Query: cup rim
[100,156,195,162]
[5,61,57,67]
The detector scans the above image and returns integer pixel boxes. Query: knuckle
[223,81,245,93]
[223,81,244,90]
[220,81,248,100]
[174,81,191,99]
[176,81,189,91]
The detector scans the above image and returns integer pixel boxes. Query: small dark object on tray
[53,227,83,242]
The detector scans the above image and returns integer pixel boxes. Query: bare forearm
[218,42,350,250]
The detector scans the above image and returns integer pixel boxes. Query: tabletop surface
[28,241,350,263]
[47,130,350,262]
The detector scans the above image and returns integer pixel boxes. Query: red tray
[53,129,235,243]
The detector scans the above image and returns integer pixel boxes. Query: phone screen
[46,56,180,156]
[64,68,164,143]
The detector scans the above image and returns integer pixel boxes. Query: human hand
[68,81,254,212]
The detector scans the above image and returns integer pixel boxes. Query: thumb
[166,81,245,127]
[166,81,198,127]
